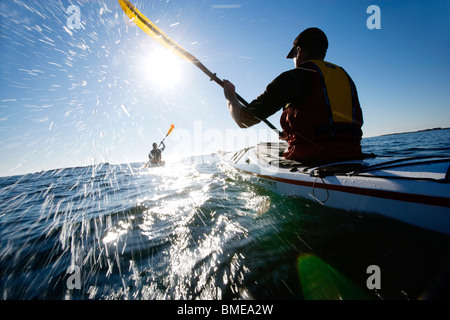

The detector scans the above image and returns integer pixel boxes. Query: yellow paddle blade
[166,124,175,136]
[119,0,196,63]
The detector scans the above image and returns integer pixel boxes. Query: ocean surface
[1,129,450,300]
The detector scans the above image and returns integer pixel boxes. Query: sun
[138,45,183,89]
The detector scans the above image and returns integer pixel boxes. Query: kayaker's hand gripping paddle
[118,0,281,136]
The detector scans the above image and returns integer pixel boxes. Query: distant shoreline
[379,127,450,137]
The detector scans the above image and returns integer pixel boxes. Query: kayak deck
[221,142,450,234]
[255,142,449,180]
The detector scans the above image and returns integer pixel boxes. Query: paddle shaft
[158,125,174,148]
[193,60,280,134]
[120,0,280,135]
[158,136,168,148]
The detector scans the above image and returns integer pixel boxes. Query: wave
[2,131,450,299]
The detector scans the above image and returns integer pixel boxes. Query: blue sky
[1,0,449,176]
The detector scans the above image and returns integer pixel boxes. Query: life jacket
[280,60,363,163]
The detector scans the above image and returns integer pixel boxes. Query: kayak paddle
[118,0,281,136]
[159,123,175,148]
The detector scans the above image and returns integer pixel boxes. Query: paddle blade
[166,124,175,137]
[119,0,196,63]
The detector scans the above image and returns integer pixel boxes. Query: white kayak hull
[221,142,450,234]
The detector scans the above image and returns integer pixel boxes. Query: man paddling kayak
[223,28,364,164]
[149,142,165,165]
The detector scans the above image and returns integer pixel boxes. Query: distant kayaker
[223,27,364,164]
[149,142,165,164]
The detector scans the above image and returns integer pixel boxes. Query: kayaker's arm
[223,80,260,128]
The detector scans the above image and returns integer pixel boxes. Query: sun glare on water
[138,46,183,89]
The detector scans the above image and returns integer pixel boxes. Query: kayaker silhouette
[223,28,364,165]
[149,142,165,165]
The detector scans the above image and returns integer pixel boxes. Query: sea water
[1,129,450,300]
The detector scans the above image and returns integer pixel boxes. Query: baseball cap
[286,27,328,59]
